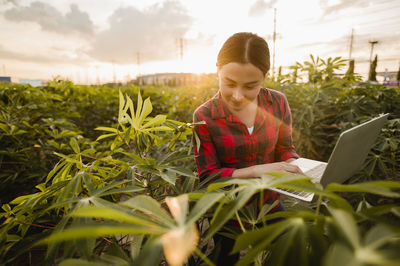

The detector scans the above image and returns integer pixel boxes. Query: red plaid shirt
[193,88,299,203]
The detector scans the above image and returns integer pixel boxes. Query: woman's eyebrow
[223,77,236,83]
[244,81,260,85]
[223,77,260,84]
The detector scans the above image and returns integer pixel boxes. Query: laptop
[270,113,389,202]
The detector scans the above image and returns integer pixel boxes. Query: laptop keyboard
[275,164,327,198]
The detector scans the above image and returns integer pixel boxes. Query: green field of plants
[1,57,399,266]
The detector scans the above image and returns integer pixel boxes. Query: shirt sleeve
[193,108,235,182]
[275,93,299,161]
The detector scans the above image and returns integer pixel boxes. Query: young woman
[193,32,302,263]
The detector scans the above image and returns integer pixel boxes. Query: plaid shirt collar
[210,88,273,123]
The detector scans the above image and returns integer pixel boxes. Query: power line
[355,15,400,27]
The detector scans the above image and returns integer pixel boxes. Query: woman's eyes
[245,85,256,89]
[225,84,256,89]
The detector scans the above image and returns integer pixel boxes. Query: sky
[0,0,399,84]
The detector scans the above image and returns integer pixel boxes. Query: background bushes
[0,56,399,265]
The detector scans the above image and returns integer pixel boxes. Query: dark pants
[212,203,286,265]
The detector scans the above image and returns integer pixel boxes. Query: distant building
[18,79,43,87]
[134,73,214,86]
[377,70,397,81]
[0,76,11,82]
[377,70,399,86]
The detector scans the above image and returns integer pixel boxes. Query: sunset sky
[0,0,399,84]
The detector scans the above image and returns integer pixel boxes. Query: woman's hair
[216,32,270,75]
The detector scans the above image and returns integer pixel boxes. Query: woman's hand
[251,162,304,178]
[232,160,304,179]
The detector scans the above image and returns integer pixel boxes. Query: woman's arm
[232,160,302,179]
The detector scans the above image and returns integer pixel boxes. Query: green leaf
[104,241,130,263]
[139,97,153,125]
[358,204,399,217]
[39,224,161,244]
[167,167,196,178]
[95,127,119,133]
[91,180,131,197]
[142,126,173,132]
[2,204,11,212]
[120,195,175,227]
[10,194,34,205]
[6,234,22,242]
[323,243,355,266]
[182,175,196,193]
[206,187,256,241]
[130,234,144,259]
[364,224,399,248]
[234,220,294,266]
[56,172,84,203]
[194,130,201,153]
[82,172,94,195]
[135,90,143,122]
[71,205,163,229]
[186,192,224,224]
[0,122,9,133]
[45,160,67,184]
[329,208,360,249]
[96,133,117,141]
[69,138,80,153]
[99,186,144,197]
[159,170,176,185]
[326,181,400,198]
[142,115,166,129]
[118,90,125,122]
[59,258,107,266]
[265,219,308,266]
[53,152,82,165]
[127,96,136,128]
[131,237,163,266]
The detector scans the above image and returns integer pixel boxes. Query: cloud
[248,0,278,17]
[0,0,18,6]
[88,1,193,64]
[319,0,369,16]
[0,44,89,64]
[3,1,94,37]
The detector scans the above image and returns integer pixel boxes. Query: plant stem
[194,247,215,266]
[15,219,55,230]
[81,154,121,168]
[235,211,246,233]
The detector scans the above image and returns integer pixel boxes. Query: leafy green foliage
[0,55,399,265]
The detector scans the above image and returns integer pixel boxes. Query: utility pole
[95,65,100,85]
[272,8,277,80]
[137,52,141,76]
[369,40,378,65]
[86,68,89,85]
[112,60,117,84]
[179,38,184,61]
[348,28,354,59]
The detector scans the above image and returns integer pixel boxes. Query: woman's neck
[229,100,258,128]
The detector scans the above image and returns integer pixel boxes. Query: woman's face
[218,62,265,112]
